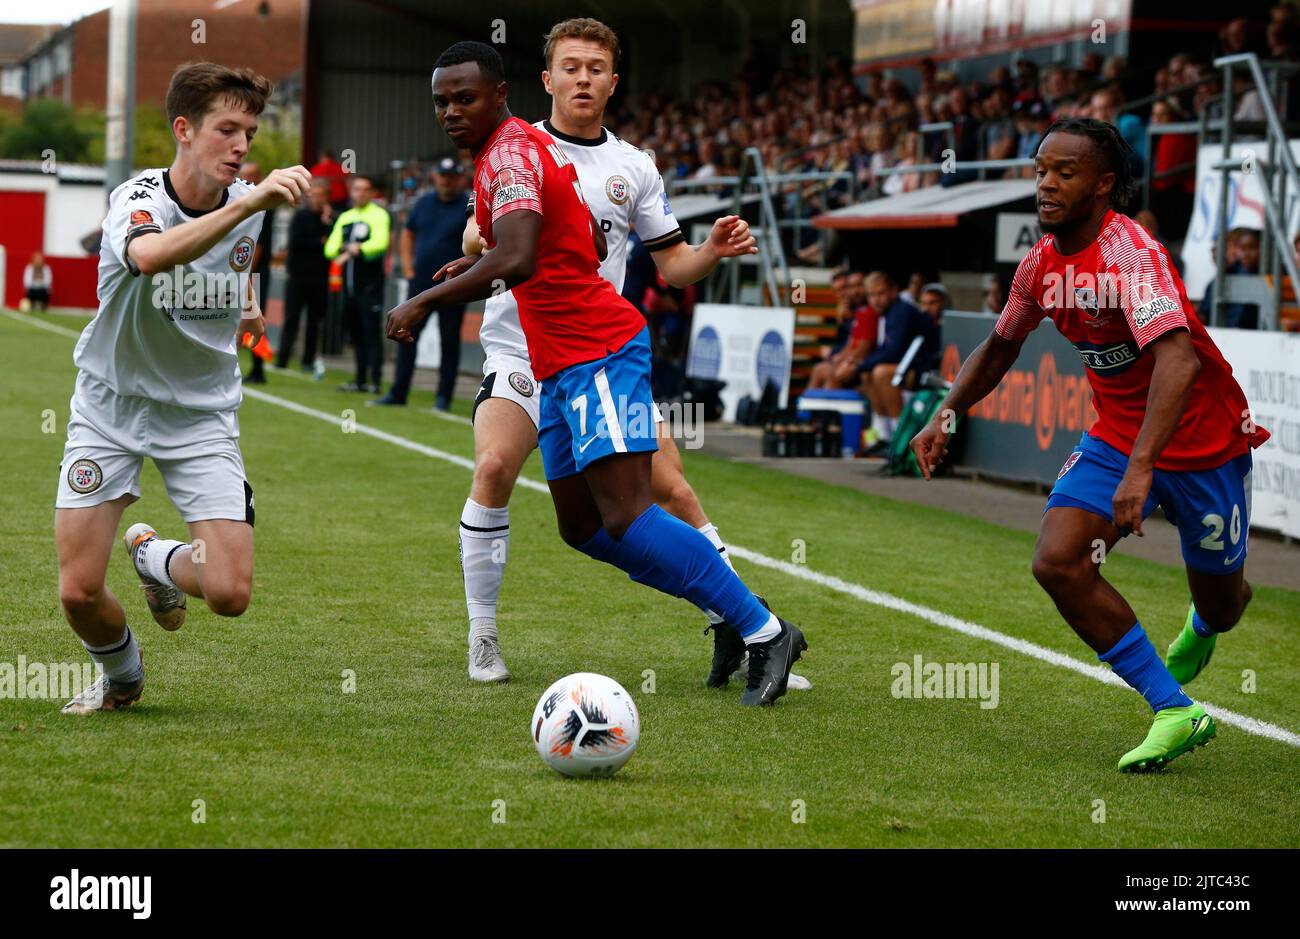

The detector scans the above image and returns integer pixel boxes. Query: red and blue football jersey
[473,117,645,381]
[996,211,1269,471]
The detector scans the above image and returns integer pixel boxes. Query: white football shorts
[55,371,255,524]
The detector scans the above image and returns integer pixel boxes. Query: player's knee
[59,576,106,617]
[654,473,693,517]
[557,519,598,550]
[1198,579,1253,632]
[600,507,641,541]
[473,449,517,502]
[1031,548,1093,595]
[205,582,251,617]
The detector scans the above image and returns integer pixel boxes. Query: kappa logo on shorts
[1057,451,1082,480]
[229,236,255,272]
[605,174,630,205]
[508,371,535,397]
[67,459,103,494]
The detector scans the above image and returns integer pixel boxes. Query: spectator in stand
[381,158,469,410]
[1149,97,1197,241]
[23,251,52,311]
[325,175,391,394]
[276,178,334,377]
[1013,99,1052,177]
[856,271,938,453]
[981,274,1003,315]
[1199,227,1261,329]
[1087,87,1145,177]
[979,85,1018,176]
[940,86,982,186]
[882,130,924,195]
[310,148,349,211]
[808,271,878,390]
[918,283,948,329]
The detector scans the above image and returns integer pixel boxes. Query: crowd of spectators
[290,8,1300,421]
[600,5,1300,259]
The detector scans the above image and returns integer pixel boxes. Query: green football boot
[1165,605,1216,685]
[1118,703,1216,773]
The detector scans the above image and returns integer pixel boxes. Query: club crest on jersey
[1074,287,1098,312]
[508,371,534,397]
[605,174,630,205]
[1057,451,1081,480]
[229,236,255,272]
[67,459,103,494]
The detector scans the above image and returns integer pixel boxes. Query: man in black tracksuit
[277,178,334,374]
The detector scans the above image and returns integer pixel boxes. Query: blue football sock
[596,504,769,636]
[1099,622,1193,713]
[576,527,687,601]
[1190,609,1217,638]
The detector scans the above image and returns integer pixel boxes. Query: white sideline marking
[6,308,1298,748]
[266,362,473,427]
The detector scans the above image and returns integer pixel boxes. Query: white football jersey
[74,168,265,412]
[478,120,684,360]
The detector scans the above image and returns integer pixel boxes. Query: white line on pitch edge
[6,307,1297,748]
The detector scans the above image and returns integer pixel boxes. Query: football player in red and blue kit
[385,41,806,706]
[911,118,1271,771]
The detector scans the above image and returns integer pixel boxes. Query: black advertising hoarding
[939,312,1097,485]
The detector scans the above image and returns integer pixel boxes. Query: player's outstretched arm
[386,209,540,342]
[127,166,311,276]
[651,215,757,288]
[1112,328,1200,535]
[910,330,1023,480]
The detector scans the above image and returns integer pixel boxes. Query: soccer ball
[531,672,640,778]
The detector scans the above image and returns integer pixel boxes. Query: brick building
[16,0,304,110]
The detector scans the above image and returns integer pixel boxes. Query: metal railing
[1207,53,1300,331]
[873,157,1034,179]
[668,149,853,303]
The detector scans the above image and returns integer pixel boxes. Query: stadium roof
[812,179,1035,230]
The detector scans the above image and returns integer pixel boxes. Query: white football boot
[468,635,510,683]
[123,523,187,631]
[62,659,144,715]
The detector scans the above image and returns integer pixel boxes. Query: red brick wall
[68,0,304,111]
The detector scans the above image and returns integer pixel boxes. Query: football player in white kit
[57,63,312,714]
[452,18,808,691]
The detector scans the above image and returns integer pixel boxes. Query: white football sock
[697,522,733,569]
[83,626,143,684]
[137,537,186,589]
[744,612,782,645]
[460,498,510,630]
[697,522,732,625]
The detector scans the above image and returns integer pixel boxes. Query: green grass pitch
[1,308,1297,848]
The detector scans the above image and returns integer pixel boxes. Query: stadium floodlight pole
[104,0,138,195]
